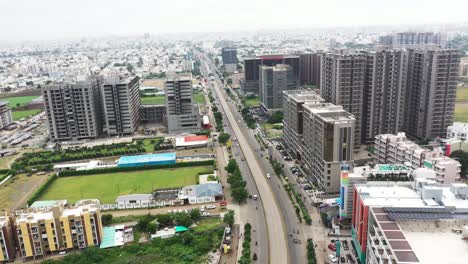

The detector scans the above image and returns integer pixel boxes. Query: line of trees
[225,159,249,203]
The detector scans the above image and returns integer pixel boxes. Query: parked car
[206,205,216,210]
[328,243,336,251]
[328,254,338,263]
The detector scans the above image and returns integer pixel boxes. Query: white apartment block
[374,132,461,183]
[0,102,13,129]
[447,122,468,142]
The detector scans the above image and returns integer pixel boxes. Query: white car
[328,254,337,263]
[206,205,216,210]
[266,173,271,179]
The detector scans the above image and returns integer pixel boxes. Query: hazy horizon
[1,0,467,43]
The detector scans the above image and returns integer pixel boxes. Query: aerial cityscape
[1,0,468,264]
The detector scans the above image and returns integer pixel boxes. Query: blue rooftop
[117,152,176,168]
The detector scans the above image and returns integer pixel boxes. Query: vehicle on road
[266,173,271,179]
[328,243,337,251]
[253,253,258,261]
[253,194,258,200]
[328,254,338,263]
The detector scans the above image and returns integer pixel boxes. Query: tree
[450,150,468,178]
[190,208,201,221]
[268,111,284,123]
[232,187,249,204]
[173,212,193,227]
[225,159,238,173]
[101,214,113,226]
[156,214,173,227]
[147,222,158,234]
[223,209,235,226]
[218,133,230,145]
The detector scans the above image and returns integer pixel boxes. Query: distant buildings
[43,77,103,141]
[0,102,13,129]
[165,73,201,134]
[14,202,103,260]
[301,102,355,193]
[299,52,322,86]
[460,57,468,77]
[101,76,141,136]
[221,47,238,73]
[242,55,300,95]
[379,32,446,47]
[320,47,460,146]
[374,132,461,183]
[259,64,298,113]
[447,122,468,142]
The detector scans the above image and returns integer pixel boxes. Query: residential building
[321,52,366,147]
[221,47,238,73]
[242,55,300,95]
[0,216,15,263]
[351,181,468,264]
[15,202,103,260]
[101,76,140,136]
[379,32,446,47]
[0,102,12,130]
[259,64,298,113]
[404,48,460,139]
[282,90,325,159]
[43,77,102,141]
[374,132,461,183]
[447,122,468,142]
[165,73,200,134]
[302,102,355,193]
[299,52,322,86]
[59,203,103,250]
[460,57,468,77]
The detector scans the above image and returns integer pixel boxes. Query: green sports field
[0,96,39,108]
[141,96,166,105]
[38,166,212,203]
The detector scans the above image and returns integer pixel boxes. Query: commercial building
[302,102,355,193]
[139,105,166,124]
[374,133,461,183]
[350,181,468,264]
[447,122,468,142]
[379,32,446,47]
[178,183,224,204]
[299,52,322,86]
[321,47,460,145]
[42,77,102,141]
[0,102,12,130]
[221,47,238,73]
[15,202,103,260]
[175,135,209,148]
[101,76,140,136]
[259,64,298,112]
[165,74,200,134]
[117,152,176,168]
[0,216,15,263]
[282,90,325,159]
[242,55,300,95]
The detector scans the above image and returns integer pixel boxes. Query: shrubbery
[239,223,252,264]
[306,238,317,264]
[225,159,248,204]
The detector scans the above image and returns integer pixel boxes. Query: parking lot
[326,237,359,263]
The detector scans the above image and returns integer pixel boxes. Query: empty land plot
[455,103,468,122]
[141,96,165,105]
[456,87,468,102]
[0,96,39,108]
[38,166,212,204]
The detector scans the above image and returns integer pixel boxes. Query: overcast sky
[1,0,467,42]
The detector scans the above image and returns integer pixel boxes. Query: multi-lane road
[200,52,309,264]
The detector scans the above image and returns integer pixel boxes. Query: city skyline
[0,0,468,43]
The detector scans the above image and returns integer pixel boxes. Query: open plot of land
[194,93,206,105]
[455,103,468,122]
[141,96,165,105]
[38,166,212,203]
[0,173,48,211]
[262,122,283,139]
[141,79,164,87]
[12,109,42,120]
[0,96,39,108]
[244,96,260,107]
[456,87,468,102]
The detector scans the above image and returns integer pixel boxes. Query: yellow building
[0,215,15,263]
[15,201,103,260]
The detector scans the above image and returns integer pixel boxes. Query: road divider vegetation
[239,222,252,264]
[225,159,249,204]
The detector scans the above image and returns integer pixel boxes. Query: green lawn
[140,138,164,152]
[262,122,283,139]
[194,93,206,105]
[456,87,468,102]
[141,96,165,105]
[12,109,42,120]
[244,96,260,107]
[455,103,468,122]
[194,218,223,232]
[0,96,39,108]
[38,166,212,203]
